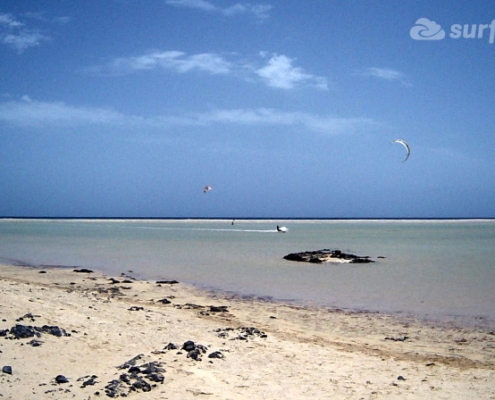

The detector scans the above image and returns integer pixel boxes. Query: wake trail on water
[135,226,279,233]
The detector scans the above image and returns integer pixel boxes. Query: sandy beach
[1,263,495,399]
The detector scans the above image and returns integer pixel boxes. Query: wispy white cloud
[0,13,23,28]
[90,50,232,76]
[190,108,374,134]
[89,50,328,91]
[256,54,328,90]
[0,97,135,127]
[222,3,272,19]
[0,12,54,53]
[358,67,411,86]
[24,12,71,24]
[165,0,272,21]
[2,31,50,53]
[0,97,376,135]
[165,0,217,11]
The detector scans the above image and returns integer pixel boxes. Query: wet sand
[1,263,495,399]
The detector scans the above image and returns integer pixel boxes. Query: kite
[203,186,212,193]
[392,139,411,162]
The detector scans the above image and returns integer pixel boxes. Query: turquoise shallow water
[1,219,495,321]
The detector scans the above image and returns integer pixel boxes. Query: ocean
[1,218,494,322]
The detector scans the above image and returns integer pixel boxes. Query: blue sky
[1,0,494,218]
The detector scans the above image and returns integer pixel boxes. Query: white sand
[1,263,494,399]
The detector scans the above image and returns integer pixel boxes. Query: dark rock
[28,339,44,347]
[104,379,126,398]
[7,324,68,339]
[108,278,120,284]
[164,342,178,350]
[10,324,38,339]
[0,329,8,337]
[128,306,144,311]
[74,268,93,273]
[215,326,267,340]
[187,349,203,361]
[79,375,98,388]
[39,325,68,337]
[106,357,165,397]
[157,298,171,304]
[182,341,196,351]
[16,313,39,322]
[196,344,208,353]
[182,341,207,361]
[118,354,144,369]
[156,280,179,284]
[350,257,372,263]
[397,376,406,381]
[2,366,12,375]
[140,362,165,375]
[147,373,165,383]
[241,327,267,338]
[209,305,228,313]
[208,351,225,359]
[131,376,152,392]
[183,303,204,309]
[283,249,375,264]
[119,373,131,384]
[55,375,69,384]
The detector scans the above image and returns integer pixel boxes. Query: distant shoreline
[2,217,495,222]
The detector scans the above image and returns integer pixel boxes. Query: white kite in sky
[392,139,411,162]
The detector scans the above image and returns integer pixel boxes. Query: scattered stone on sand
[73,268,93,273]
[78,375,98,388]
[208,351,225,359]
[283,249,375,264]
[2,365,12,375]
[105,356,165,397]
[3,324,69,341]
[9,324,38,339]
[385,336,409,342]
[118,354,145,370]
[164,342,178,350]
[215,326,267,340]
[209,305,229,313]
[181,341,208,361]
[16,313,40,322]
[55,375,69,384]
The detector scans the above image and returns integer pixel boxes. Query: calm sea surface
[1,219,494,321]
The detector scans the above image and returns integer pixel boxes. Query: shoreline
[1,263,495,399]
[3,257,495,328]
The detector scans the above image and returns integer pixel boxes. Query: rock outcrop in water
[283,249,374,264]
